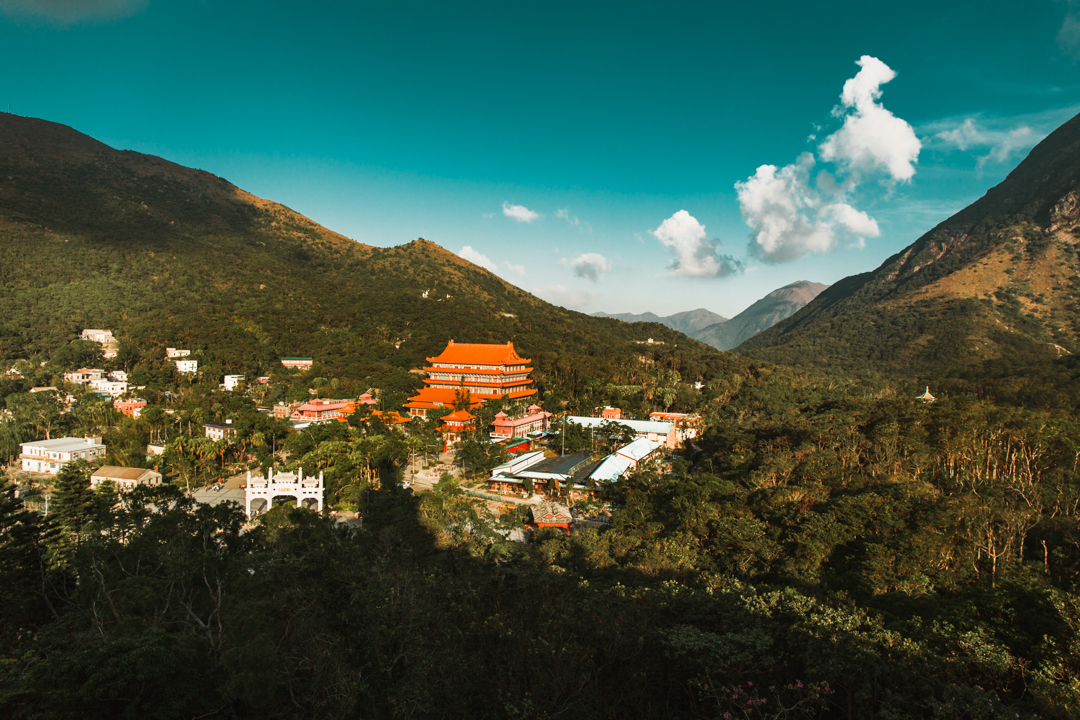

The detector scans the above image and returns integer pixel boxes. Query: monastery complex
[405,340,544,449]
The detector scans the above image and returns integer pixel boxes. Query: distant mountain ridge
[591,308,727,336]
[740,110,1080,383]
[693,281,828,351]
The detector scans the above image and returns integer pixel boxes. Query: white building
[63,368,106,385]
[165,348,191,359]
[566,416,677,448]
[245,467,324,517]
[90,379,128,398]
[204,420,238,441]
[81,329,115,344]
[175,359,198,373]
[90,466,162,490]
[224,374,245,391]
[20,436,106,474]
[108,370,128,382]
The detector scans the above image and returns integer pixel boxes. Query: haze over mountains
[590,308,727,336]
[740,110,1080,387]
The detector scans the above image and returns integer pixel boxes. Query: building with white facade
[175,359,198,373]
[224,374,245,391]
[566,416,677,448]
[90,379,128,398]
[20,437,106,474]
[244,467,324,517]
[165,348,191,359]
[204,421,238,442]
[63,368,106,385]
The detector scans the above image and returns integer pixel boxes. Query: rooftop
[427,340,530,366]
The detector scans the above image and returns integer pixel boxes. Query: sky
[3,0,1080,318]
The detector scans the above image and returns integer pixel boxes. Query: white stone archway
[245,467,324,518]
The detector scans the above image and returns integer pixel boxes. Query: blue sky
[3,0,1080,318]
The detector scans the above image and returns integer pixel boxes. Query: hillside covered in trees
[0,114,725,404]
[741,111,1080,394]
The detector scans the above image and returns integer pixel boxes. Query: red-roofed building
[290,400,351,423]
[405,340,537,418]
[439,409,476,450]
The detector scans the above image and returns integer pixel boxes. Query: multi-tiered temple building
[405,340,540,450]
[405,340,537,418]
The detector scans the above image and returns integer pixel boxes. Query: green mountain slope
[739,111,1080,398]
[0,114,725,398]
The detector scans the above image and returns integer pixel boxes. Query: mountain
[591,308,727,335]
[0,114,729,400]
[739,110,1080,393]
[692,281,828,351]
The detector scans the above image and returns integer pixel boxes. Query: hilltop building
[20,436,106,474]
[282,357,313,369]
[204,420,238,441]
[175,359,198,373]
[81,329,118,358]
[404,340,536,418]
[648,412,702,443]
[224,374,244,391]
[115,398,147,418]
[165,348,190,359]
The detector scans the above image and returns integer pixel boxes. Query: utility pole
[561,413,566,457]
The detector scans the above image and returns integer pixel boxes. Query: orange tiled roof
[442,409,475,421]
[427,340,530,366]
[404,387,485,409]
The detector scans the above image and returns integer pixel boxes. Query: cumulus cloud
[570,253,611,282]
[534,284,595,309]
[650,210,744,277]
[503,261,526,277]
[818,56,921,181]
[0,0,147,23]
[736,56,912,264]
[502,202,540,223]
[458,245,497,272]
[934,117,1037,166]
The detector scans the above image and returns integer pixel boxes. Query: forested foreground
[5,367,1080,718]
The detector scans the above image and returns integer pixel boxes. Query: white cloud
[651,210,744,277]
[570,253,611,282]
[533,284,595,309]
[458,245,497,272]
[502,202,540,223]
[819,56,921,182]
[735,155,880,263]
[933,117,1037,166]
[0,0,147,23]
[736,56,912,264]
[503,261,526,277]
[556,208,591,231]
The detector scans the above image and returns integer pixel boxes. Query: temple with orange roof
[404,340,537,418]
